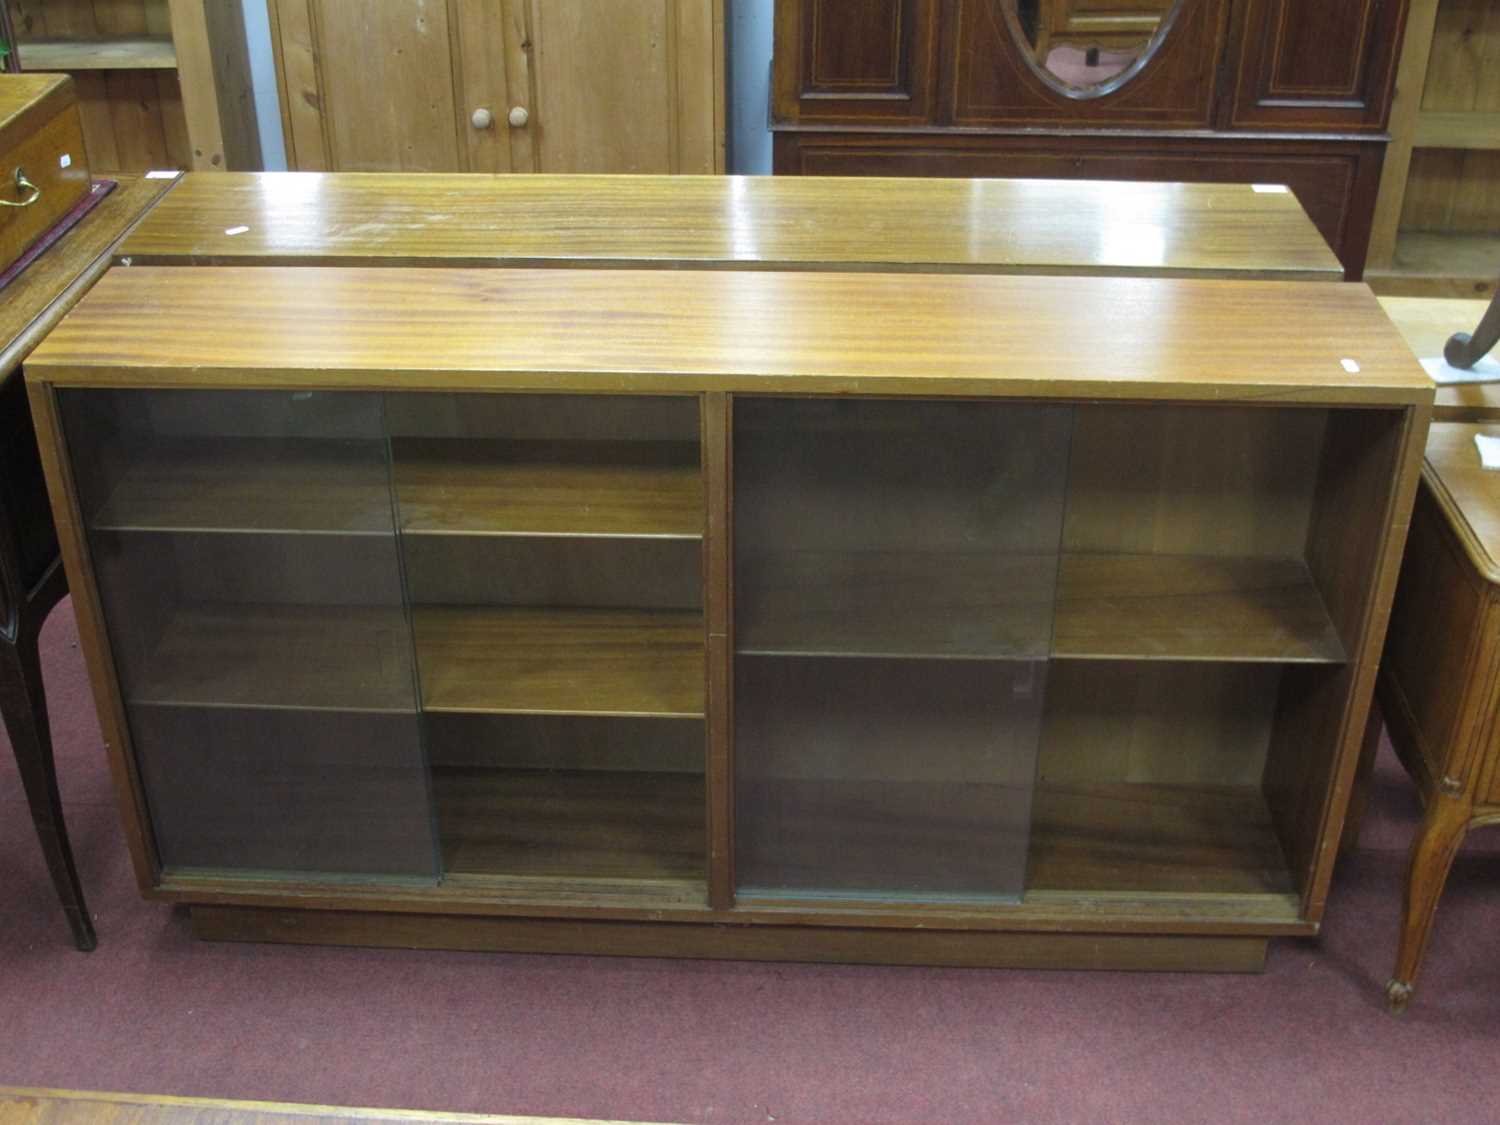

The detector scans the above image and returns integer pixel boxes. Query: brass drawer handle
[1,168,42,209]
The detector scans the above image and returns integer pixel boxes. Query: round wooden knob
[470,107,494,130]
[508,106,530,128]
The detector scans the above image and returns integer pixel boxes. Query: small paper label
[1475,434,1500,470]
[1421,355,1500,386]
[59,153,71,168]
[224,225,250,236]
[145,169,182,180]
[1252,184,1290,193]
[1340,358,1361,374]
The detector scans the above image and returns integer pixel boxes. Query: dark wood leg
[0,625,96,951]
[1386,792,1468,1014]
[1341,697,1384,856]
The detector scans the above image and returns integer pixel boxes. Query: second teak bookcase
[25,265,1432,972]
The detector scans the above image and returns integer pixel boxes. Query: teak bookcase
[26,265,1432,972]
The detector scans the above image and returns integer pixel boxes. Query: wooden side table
[1375,421,1500,1012]
[0,172,177,949]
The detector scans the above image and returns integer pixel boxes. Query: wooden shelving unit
[413,606,705,718]
[129,604,415,712]
[736,550,1344,664]
[392,438,703,538]
[28,264,1432,970]
[1366,0,1500,297]
[434,767,705,883]
[1052,554,1345,663]
[1026,782,1295,897]
[90,438,392,534]
[19,36,175,69]
[4,0,259,172]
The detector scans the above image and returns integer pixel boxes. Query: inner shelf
[433,766,705,884]
[392,438,704,538]
[736,551,1345,664]
[90,438,393,534]
[127,604,416,712]
[735,781,1295,903]
[1025,782,1295,897]
[412,606,706,718]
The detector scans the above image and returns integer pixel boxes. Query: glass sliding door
[733,397,1071,901]
[386,393,707,897]
[59,389,437,880]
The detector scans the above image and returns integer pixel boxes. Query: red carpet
[2,599,1497,1123]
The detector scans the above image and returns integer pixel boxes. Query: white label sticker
[1252,184,1291,193]
[59,153,72,168]
[145,169,182,180]
[224,225,250,236]
[1475,434,1500,470]
[1421,355,1500,386]
[1340,358,1361,374]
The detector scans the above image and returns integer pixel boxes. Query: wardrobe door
[1225,0,1404,131]
[772,0,941,125]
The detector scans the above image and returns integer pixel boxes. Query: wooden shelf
[737,779,1293,901]
[1027,782,1294,897]
[1413,110,1500,151]
[131,604,416,712]
[91,439,393,534]
[1053,553,1345,663]
[1366,232,1500,299]
[413,606,705,718]
[737,551,1343,664]
[736,550,1055,659]
[434,766,705,884]
[20,37,177,71]
[392,438,702,538]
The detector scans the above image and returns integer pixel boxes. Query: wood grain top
[0,1087,670,1125]
[27,266,1433,405]
[0,73,72,149]
[1378,295,1498,422]
[1420,422,1500,583]
[115,172,1344,280]
[1,173,176,380]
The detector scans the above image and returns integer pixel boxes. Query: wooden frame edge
[25,379,161,893]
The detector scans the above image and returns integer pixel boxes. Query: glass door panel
[59,389,437,880]
[386,393,708,895]
[733,397,1072,901]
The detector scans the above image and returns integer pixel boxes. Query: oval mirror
[1004,0,1183,97]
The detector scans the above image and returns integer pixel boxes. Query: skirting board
[190,907,1270,973]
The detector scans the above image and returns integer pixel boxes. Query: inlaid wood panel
[949,0,1228,127]
[772,0,937,122]
[1227,0,1405,130]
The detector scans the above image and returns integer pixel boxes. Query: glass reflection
[1011,0,1178,92]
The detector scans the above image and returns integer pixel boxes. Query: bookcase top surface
[27,265,1432,406]
[115,172,1343,282]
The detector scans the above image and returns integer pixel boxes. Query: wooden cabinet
[1366,0,1500,298]
[772,0,1411,277]
[269,0,724,173]
[3,0,260,172]
[1368,423,1500,1012]
[25,260,1431,970]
